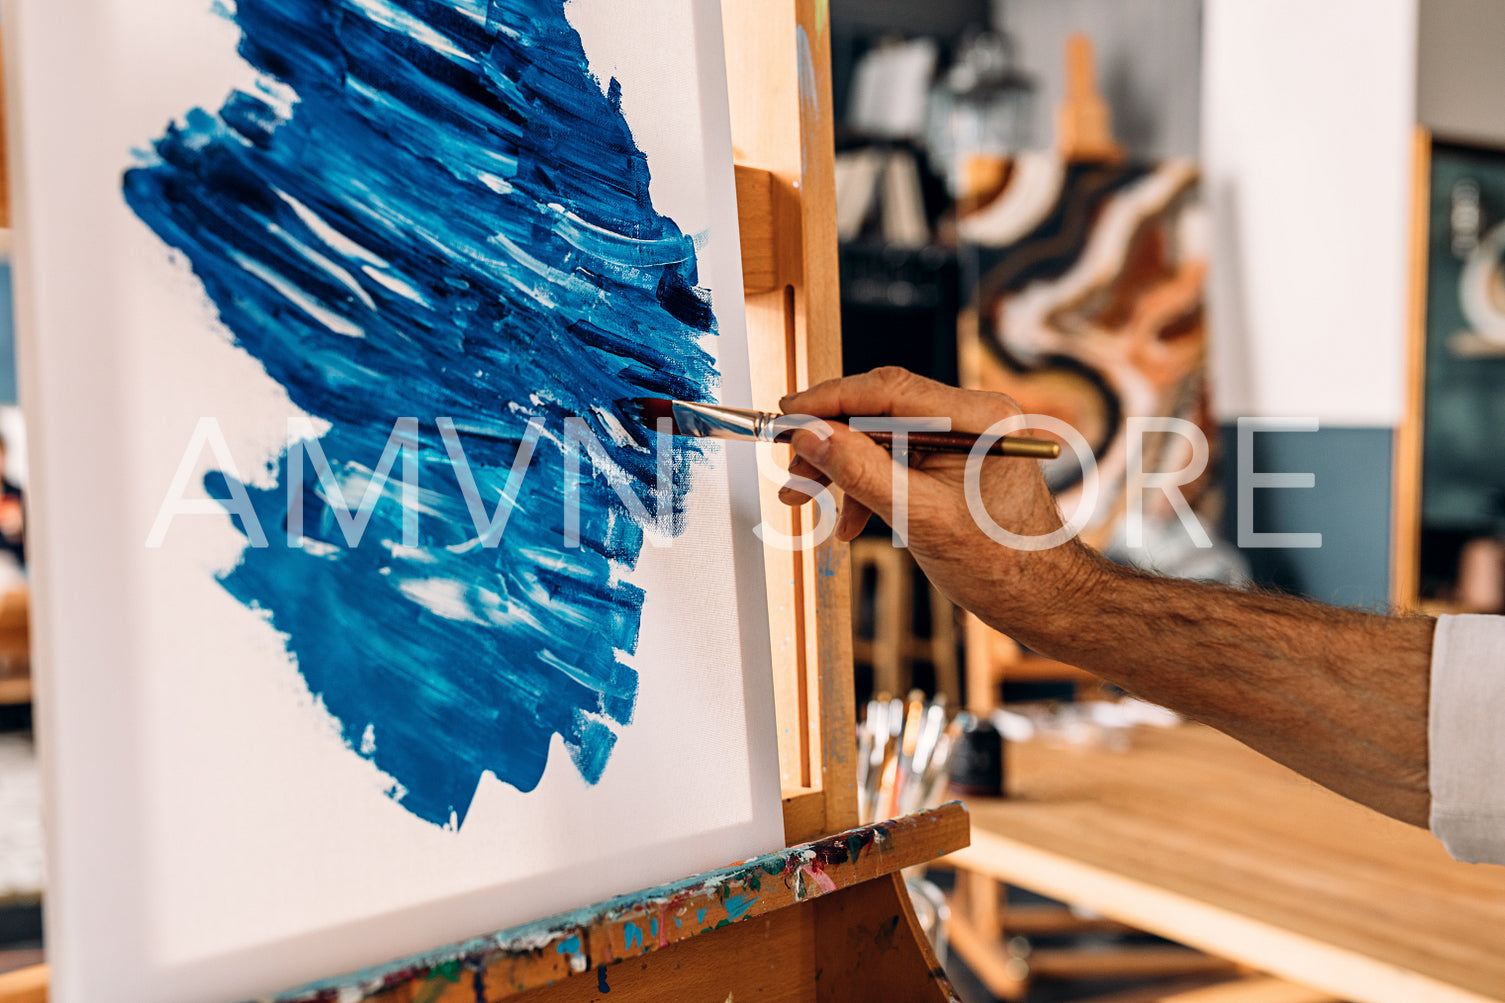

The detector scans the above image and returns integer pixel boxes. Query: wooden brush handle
[772,427,1061,459]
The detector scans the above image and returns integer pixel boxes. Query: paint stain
[795,24,819,180]
[122,0,719,826]
[597,965,611,994]
[428,960,463,983]
[720,893,758,921]
[623,921,644,953]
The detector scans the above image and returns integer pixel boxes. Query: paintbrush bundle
[855,691,961,825]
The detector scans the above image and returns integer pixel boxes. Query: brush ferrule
[669,401,815,442]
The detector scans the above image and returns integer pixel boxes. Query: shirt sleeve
[1429,613,1505,864]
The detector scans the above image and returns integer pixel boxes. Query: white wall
[1201,0,1418,425]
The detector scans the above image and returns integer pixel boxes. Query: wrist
[977,540,1119,656]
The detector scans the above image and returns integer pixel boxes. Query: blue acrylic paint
[555,936,581,956]
[623,921,643,952]
[597,965,611,993]
[720,893,758,922]
[123,0,719,826]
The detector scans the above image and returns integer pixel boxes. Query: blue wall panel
[1218,424,1393,610]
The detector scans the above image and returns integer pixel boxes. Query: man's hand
[776,366,1104,647]
[774,366,1434,829]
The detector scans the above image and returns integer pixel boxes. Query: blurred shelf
[0,679,27,707]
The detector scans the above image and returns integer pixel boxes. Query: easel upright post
[720,0,858,843]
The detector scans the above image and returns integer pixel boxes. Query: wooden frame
[1391,126,1433,611]
[1391,128,1505,614]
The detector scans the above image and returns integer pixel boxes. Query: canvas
[7,1,783,1000]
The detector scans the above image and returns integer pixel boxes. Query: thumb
[789,424,898,525]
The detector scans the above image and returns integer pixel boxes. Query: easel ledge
[0,804,967,1003]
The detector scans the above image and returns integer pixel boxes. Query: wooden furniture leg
[928,585,960,705]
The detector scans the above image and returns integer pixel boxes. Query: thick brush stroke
[123,0,717,826]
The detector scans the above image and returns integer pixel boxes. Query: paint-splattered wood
[267,803,967,1003]
[507,873,961,1003]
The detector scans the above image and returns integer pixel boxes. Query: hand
[776,367,1105,644]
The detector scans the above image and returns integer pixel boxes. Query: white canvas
[5,1,783,1001]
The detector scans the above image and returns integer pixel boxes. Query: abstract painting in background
[958,153,1242,581]
[10,1,781,1000]
[123,0,717,830]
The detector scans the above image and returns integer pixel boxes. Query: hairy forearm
[998,550,1436,827]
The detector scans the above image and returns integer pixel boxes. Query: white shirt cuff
[1429,614,1505,864]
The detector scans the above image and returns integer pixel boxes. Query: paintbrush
[860,696,892,824]
[621,398,1061,459]
[902,699,949,815]
[883,693,923,820]
[855,727,874,824]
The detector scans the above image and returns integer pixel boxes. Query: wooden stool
[849,537,959,703]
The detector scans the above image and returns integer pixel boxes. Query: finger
[789,423,900,525]
[787,456,825,482]
[835,497,873,542]
[777,471,831,505]
[780,366,1022,434]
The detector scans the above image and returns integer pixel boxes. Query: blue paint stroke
[720,893,758,921]
[122,0,719,826]
[555,936,581,956]
[623,921,644,952]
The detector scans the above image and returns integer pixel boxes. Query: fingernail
[791,429,831,465]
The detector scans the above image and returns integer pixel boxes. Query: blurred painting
[958,153,1232,578]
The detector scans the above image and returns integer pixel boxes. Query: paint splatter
[122,0,718,826]
[720,893,758,921]
[623,921,644,952]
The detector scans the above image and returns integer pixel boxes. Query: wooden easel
[0,3,969,1000]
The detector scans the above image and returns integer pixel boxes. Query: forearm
[996,549,1436,827]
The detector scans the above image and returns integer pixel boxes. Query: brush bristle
[619,397,680,434]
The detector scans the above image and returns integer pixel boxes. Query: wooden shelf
[0,678,29,706]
